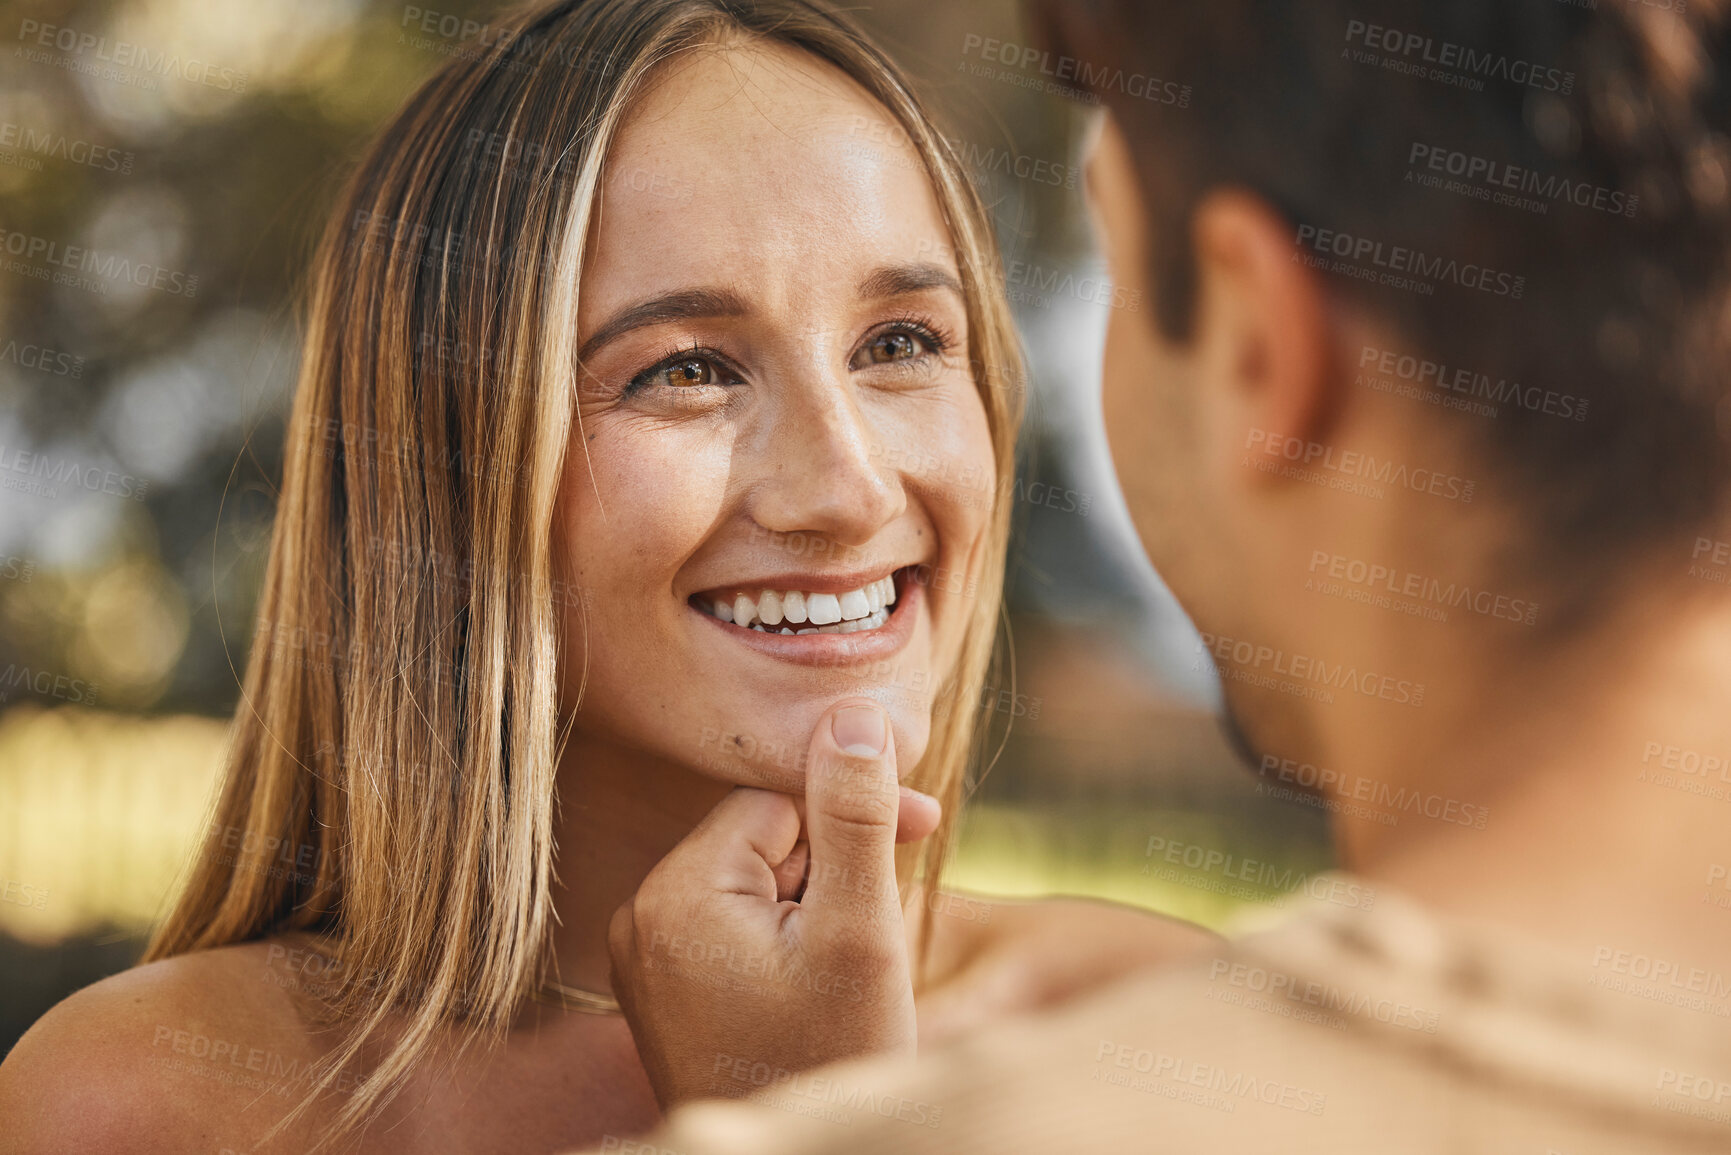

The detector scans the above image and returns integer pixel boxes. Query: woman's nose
[744,377,905,547]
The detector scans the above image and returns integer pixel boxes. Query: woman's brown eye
[668,358,712,385]
[632,354,722,394]
[866,331,922,364]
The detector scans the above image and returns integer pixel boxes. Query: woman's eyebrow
[856,261,964,301]
[579,287,750,360]
[577,266,960,360]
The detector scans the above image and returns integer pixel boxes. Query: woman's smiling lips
[688,566,922,665]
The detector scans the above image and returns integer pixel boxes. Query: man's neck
[1331,588,1731,969]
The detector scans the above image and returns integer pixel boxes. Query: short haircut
[1032,0,1731,594]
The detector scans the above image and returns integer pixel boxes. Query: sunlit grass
[947,802,1328,933]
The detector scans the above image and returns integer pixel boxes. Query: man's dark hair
[1032,0,1731,604]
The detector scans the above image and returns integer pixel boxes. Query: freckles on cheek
[898,397,994,535]
[568,427,735,576]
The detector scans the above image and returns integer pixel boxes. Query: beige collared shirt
[620,877,1731,1154]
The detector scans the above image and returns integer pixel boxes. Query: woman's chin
[685,700,933,794]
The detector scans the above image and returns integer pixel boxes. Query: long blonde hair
[148,0,1022,1143]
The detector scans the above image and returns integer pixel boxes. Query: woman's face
[554,42,996,791]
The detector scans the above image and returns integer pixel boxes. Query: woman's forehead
[619,39,896,146]
[582,43,959,315]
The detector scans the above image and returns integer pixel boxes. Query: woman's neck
[546,735,734,995]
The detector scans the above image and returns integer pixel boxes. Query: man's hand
[608,699,941,1109]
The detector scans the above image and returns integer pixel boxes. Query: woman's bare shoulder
[913,887,1222,1046]
[0,938,328,1154]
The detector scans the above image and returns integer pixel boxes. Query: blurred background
[0,0,1328,1054]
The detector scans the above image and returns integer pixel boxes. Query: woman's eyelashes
[849,319,953,373]
[625,346,743,397]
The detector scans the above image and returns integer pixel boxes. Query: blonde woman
[0,1,1213,1151]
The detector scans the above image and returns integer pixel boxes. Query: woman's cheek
[883,387,989,495]
[588,428,734,554]
[558,428,731,680]
[895,392,995,575]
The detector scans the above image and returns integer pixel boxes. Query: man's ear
[1191,189,1338,459]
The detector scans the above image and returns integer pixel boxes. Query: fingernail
[832,703,887,757]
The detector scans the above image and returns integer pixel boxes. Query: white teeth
[737,605,894,636]
[836,607,889,634]
[701,575,901,634]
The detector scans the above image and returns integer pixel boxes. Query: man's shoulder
[640,918,1390,1155]
[642,887,1731,1154]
